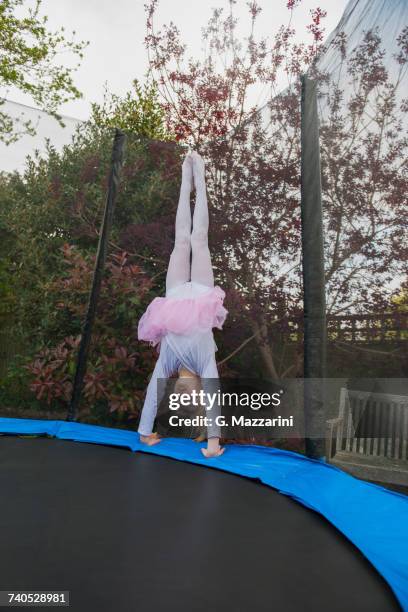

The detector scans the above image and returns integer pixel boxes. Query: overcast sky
[6,0,349,121]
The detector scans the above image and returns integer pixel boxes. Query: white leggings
[165,166,214,294]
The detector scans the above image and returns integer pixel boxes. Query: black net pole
[67,128,127,422]
[300,75,327,459]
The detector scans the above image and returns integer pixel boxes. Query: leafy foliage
[90,79,170,141]
[0,81,183,422]
[23,247,156,420]
[0,0,88,144]
[143,0,408,378]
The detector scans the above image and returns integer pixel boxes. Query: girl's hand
[140,433,162,446]
[201,437,225,458]
[201,446,225,458]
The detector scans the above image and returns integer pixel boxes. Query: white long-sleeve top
[138,282,222,438]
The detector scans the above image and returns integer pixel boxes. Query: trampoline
[0,425,405,612]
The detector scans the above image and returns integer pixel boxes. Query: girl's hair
[168,374,206,439]
[174,374,202,397]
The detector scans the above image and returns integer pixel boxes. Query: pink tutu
[138,285,228,347]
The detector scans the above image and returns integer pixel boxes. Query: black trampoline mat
[0,436,400,612]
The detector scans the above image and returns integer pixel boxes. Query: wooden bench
[326,388,408,486]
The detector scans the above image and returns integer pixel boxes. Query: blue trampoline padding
[0,417,407,609]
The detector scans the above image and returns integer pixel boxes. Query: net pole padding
[67,128,127,422]
[300,75,327,460]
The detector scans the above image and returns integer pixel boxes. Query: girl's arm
[200,354,225,458]
[138,356,167,442]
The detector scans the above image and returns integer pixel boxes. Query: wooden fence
[286,313,407,344]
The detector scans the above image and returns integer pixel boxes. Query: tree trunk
[251,316,279,380]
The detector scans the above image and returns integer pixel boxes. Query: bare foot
[140,434,162,446]
[201,447,225,458]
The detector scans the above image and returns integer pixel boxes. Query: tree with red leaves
[142,0,327,378]
[140,0,407,380]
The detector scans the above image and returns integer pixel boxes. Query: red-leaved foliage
[140,0,407,379]
[24,244,158,420]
